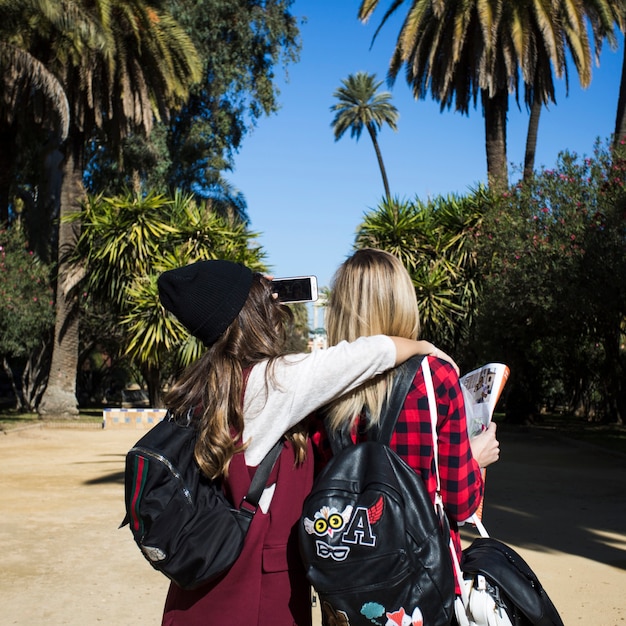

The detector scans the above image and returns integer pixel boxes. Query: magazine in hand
[459,362,509,522]
[460,363,510,438]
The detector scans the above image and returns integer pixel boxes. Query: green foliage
[83,0,301,214]
[1,0,203,239]
[471,140,626,420]
[356,190,487,353]
[0,225,54,358]
[71,191,267,398]
[152,0,301,197]
[354,142,626,423]
[358,0,621,190]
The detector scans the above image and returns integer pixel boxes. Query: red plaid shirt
[312,356,484,585]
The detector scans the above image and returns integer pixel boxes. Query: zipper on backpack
[131,446,194,505]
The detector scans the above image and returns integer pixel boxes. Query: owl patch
[303,496,384,561]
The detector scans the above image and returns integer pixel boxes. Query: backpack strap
[235,367,283,519]
[327,354,426,455]
[376,354,426,444]
[237,438,284,523]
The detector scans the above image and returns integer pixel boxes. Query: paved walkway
[1,424,625,624]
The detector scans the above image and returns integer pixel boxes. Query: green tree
[331,72,399,200]
[523,0,620,179]
[146,0,300,203]
[19,0,202,418]
[0,225,54,410]
[472,141,626,423]
[71,190,266,406]
[358,0,597,192]
[0,41,69,223]
[0,0,72,249]
[355,190,487,356]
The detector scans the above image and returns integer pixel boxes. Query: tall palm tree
[358,1,596,192]
[331,71,399,200]
[0,0,70,224]
[523,0,620,179]
[612,5,626,148]
[14,0,202,417]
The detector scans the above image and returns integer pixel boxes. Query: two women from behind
[156,258,453,626]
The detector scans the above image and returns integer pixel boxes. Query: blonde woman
[316,248,500,595]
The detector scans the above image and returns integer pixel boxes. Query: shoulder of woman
[425,355,460,386]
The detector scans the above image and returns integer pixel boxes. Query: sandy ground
[1,423,625,625]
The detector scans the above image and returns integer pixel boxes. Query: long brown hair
[165,274,308,479]
[325,248,421,432]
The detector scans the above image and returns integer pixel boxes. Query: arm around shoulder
[390,337,459,374]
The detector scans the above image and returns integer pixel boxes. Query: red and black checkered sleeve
[390,356,484,522]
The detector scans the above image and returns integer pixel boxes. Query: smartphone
[272,276,318,303]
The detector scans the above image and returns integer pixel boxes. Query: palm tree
[15,0,202,417]
[355,188,488,354]
[0,0,70,225]
[331,71,399,200]
[613,5,626,148]
[523,1,620,179]
[358,1,597,192]
[70,190,266,405]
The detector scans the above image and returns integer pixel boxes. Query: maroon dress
[162,440,314,626]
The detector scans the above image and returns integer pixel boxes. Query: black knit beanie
[157,260,253,346]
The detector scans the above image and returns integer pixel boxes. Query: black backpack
[122,410,282,590]
[460,537,564,626]
[299,355,455,626]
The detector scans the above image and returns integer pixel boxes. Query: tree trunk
[38,148,83,418]
[367,124,391,200]
[0,126,18,222]
[144,364,163,408]
[613,43,626,149]
[2,357,22,411]
[482,89,509,193]
[523,98,542,181]
[22,338,52,412]
[28,141,63,263]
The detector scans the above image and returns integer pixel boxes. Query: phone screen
[272,276,318,303]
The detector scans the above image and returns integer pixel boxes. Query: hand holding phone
[271,276,318,303]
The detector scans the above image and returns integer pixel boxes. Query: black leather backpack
[299,356,455,626]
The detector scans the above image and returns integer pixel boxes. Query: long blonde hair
[325,248,420,432]
[165,274,308,479]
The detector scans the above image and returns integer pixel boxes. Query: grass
[0,407,104,431]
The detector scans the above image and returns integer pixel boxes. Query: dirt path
[1,424,625,625]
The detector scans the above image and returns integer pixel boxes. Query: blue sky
[230,0,624,291]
